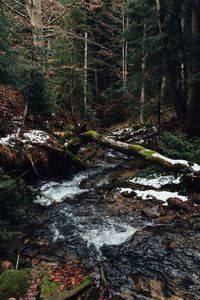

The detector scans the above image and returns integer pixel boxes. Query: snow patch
[0,129,20,146]
[152,153,189,167]
[130,175,181,189]
[119,187,188,205]
[119,188,134,194]
[0,129,49,146]
[22,130,49,144]
[191,163,200,172]
[134,189,188,205]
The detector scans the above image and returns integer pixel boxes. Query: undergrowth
[158,132,200,163]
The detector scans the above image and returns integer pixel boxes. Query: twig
[16,169,30,181]
[0,0,29,21]
[46,0,78,26]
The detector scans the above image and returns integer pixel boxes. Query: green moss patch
[141,149,156,158]
[40,272,61,299]
[0,269,31,300]
[129,145,144,151]
[82,131,97,137]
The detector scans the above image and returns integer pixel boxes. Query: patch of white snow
[130,175,181,189]
[22,130,49,144]
[191,163,200,172]
[134,189,188,205]
[152,153,189,167]
[119,188,134,194]
[0,129,49,146]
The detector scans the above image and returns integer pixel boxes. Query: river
[31,149,200,299]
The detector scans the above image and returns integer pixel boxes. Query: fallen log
[0,130,86,177]
[65,131,200,172]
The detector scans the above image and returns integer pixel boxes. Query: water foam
[35,170,98,206]
[81,222,137,250]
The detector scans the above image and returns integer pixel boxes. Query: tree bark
[122,0,128,89]
[25,0,45,67]
[140,24,147,125]
[84,31,88,117]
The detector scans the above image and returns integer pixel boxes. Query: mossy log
[66,131,195,172]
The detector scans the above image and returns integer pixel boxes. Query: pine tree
[0,8,21,86]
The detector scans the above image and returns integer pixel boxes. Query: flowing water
[32,149,200,299]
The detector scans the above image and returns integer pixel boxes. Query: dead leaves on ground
[49,263,85,291]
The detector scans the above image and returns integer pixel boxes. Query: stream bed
[30,149,200,299]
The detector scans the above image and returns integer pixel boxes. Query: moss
[67,137,82,146]
[81,131,97,137]
[141,149,156,158]
[0,269,31,300]
[129,145,144,152]
[40,273,60,300]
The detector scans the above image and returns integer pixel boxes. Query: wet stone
[167,197,192,211]
[142,207,161,218]
[158,214,177,223]
[189,193,200,204]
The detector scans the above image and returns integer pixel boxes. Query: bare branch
[0,0,29,21]
[13,0,25,7]
[46,0,78,26]
[42,0,55,16]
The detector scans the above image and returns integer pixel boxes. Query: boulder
[167,198,192,211]
[142,207,160,218]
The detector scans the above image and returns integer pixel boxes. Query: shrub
[158,132,200,163]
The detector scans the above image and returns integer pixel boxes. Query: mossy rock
[40,272,61,299]
[0,269,31,300]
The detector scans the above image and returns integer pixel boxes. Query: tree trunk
[122,0,128,89]
[83,31,88,117]
[25,0,45,67]
[65,131,195,172]
[156,0,188,122]
[188,0,200,136]
[140,24,147,125]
